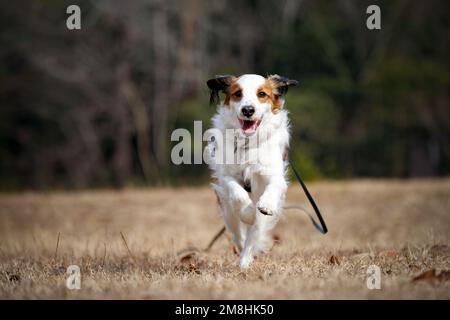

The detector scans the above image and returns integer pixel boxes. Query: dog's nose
[241,105,255,118]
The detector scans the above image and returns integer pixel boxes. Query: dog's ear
[268,74,299,96]
[207,75,236,105]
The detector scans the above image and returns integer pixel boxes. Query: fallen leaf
[180,253,195,263]
[412,269,436,282]
[8,274,20,283]
[412,269,450,283]
[379,249,397,257]
[329,255,341,265]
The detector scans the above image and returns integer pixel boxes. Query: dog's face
[207,74,298,135]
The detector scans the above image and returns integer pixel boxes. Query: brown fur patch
[259,79,284,113]
[224,82,242,106]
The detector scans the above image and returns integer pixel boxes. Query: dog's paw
[257,197,278,217]
[230,187,251,207]
[240,254,254,270]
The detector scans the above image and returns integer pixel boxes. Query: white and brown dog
[206,74,298,269]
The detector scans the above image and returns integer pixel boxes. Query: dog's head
[207,74,298,135]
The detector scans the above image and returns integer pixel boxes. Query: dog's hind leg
[223,207,246,251]
[239,174,285,269]
[214,181,247,251]
[239,212,279,269]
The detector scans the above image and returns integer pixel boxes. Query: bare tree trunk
[167,0,203,137]
[121,76,159,184]
[151,1,170,172]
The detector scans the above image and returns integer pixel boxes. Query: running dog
[206,74,298,269]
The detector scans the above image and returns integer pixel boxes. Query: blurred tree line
[0,0,449,190]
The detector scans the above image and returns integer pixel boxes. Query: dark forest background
[1,0,449,190]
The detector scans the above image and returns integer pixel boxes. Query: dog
[206,74,298,269]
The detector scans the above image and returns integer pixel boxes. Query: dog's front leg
[223,176,255,225]
[256,174,287,217]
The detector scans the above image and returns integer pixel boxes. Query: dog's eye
[258,91,267,98]
[233,90,242,98]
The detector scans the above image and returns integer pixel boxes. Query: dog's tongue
[241,120,257,134]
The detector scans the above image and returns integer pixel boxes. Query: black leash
[288,157,328,234]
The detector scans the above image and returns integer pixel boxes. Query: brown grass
[1,179,449,299]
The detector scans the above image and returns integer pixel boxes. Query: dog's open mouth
[239,119,261,134]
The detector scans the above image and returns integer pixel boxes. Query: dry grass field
[0,179,449,299]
